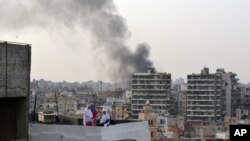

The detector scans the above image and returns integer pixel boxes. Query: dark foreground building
[0,41,31,141]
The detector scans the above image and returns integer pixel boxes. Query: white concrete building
[216,132,229,139]
[125,90,132,103]
[131,68,171,119]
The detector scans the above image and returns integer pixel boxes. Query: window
[148,120,153,126]
[151,132,154,137]
[160,119,166,125]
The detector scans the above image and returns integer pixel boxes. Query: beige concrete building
[193,123,226,139]
[224,116,237,125]
[138,100,158,141]
[178,90,187,119]
[43,92,57,110]
[58,95,77,115]
[113,102,131,120]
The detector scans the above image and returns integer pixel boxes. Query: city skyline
[0,0,250,83]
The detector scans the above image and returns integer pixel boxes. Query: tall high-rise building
[186,67,240,122]
[131,68,171,119]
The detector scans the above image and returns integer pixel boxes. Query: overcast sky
[0,0,250,83]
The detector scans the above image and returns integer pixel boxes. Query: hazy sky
[0,0,250,83]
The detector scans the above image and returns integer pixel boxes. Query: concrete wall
[0,43,6,96]
[0,41,31,141]
[101,121,150,141]
[0,42,31,97]
[29,122,150,141]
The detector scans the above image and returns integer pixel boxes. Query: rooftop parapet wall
[29,121,150,141]
[0,42,31,98]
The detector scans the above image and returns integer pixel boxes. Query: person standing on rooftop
[91,104,97,126]
[83,104,93,126]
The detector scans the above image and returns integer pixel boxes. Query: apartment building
[240,85,250,111]
[29,89,45,113]
[178,90,187,118]
[113,102,131,120]
[131,68,171,119]
[229,72,241,116]
[186,67,240,122]
[43,92,57,111]
[58,94,77,115]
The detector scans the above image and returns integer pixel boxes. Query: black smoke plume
[0,0,154,80]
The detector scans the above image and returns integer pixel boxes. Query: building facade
[58,94,77,115]
[131,68,171,119]
[113,102,131,120]
[186,68,240,122]
[240,85,250,111]
[138,100,158,141]
[178,90,187,118]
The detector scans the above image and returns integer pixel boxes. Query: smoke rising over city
[0,0,153,81]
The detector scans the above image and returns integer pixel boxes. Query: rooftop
[0,40,31,45]
[29,121,150,141]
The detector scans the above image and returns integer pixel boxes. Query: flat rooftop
[29,121,150,141]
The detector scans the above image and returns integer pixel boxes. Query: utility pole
[54,88,59,123]
[32,93,37,123]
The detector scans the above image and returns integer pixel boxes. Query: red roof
[168,127,183,133]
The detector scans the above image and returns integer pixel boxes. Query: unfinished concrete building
[131,68,171,119]
[240,85,250,111]
[186,67,240,122]
[178,90,187,119]
[0,41,31,141]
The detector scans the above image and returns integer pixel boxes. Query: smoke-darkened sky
[1,0,250,83]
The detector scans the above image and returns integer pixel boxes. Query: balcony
[131,77,170,80]
[188,89,221,92]
[187,104,220,107]
[186,114,220,117]
[150,103,167,106]
[187,83,221,86]
[187,109,220,112]
[131,98,146,101]
[132,89,169,91]
[187,95,221,97]
[131,83,169,86]
[187,99,217,102]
